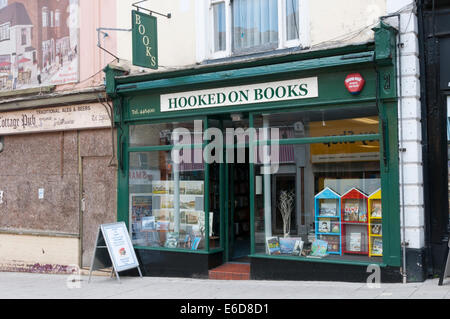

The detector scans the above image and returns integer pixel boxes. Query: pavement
[0,272,450,299]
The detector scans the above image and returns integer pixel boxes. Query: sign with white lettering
[132,10,158,69]
[160,77,318,112]
[0,103,111,135]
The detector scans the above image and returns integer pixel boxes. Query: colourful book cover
[266,237,281,255]
[310,239,328,257]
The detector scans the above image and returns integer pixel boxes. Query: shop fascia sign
[0,103,111,135]
[160,77,318,112]
[132,10,158,69]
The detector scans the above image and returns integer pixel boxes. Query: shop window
[253,106,379,140]
[130,121,202,147]
[209,0,307,58]
[253,109,382,262]
[129,151,207,250]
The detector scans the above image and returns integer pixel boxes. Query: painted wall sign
[345,73,365,95]
[0,103,111,135]
[132,10,158,69]
[160,77,318,112]
[0,0,79,92]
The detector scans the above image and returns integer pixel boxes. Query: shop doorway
[227,159,251,262]
[209,114,251,263]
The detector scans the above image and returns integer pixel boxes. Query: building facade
[0,0,433,283]
[104,0,427,282]
[0,0,118,273]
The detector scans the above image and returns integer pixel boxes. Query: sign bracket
[132,0,171,19]
[96,27,132,62]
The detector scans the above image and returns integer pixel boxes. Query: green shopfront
[105,23,403,282]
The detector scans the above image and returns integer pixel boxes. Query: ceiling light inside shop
[352,118,379,125]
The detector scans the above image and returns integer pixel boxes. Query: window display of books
[130,180,206,249]
[340,188,369,255]
[368,189,383,257]
[314,187,342,255]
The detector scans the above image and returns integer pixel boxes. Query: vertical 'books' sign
[132,10,158,69]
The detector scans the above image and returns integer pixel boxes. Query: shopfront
[105,22,403,282]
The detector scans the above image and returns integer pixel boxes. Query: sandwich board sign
[89,222,142,283]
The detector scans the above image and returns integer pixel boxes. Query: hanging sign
[345,73,365,95]
[88,222,143,283]
[132,10,158,69]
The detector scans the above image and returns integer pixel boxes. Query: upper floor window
[0,23,10,42]
[208,0,309,59]
[55,10,61,27]
[42,7,49,27]
[21,28,27,46]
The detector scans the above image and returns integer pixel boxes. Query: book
[318,220,331,233]
[279,237,303,255]
[266,237,281,255]
[349,232,362,252]
[344,200,360,222]
[371,224,382,235]
[371,201,382,218]
[164,232,179,249]
[191,237,202,250]
[310,239,328,257]
[319,201,337,217]
[141,216,156,230]
[292,240,304,256]
[358,210,367,223]
[372,239,383,255]
[331,222,340,233]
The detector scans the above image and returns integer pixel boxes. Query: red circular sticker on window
[345,73,365,95]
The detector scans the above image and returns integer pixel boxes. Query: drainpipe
[417,0,433,277]
[380,13,408,283]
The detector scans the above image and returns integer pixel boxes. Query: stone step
[209,263,250,280]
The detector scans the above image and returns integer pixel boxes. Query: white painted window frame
[204,0,310,60]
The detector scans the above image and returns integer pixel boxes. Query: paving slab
[0,272,449,299]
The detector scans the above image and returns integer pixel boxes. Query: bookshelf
[368,189,383,257]
[341,188,369,255]
[314,187,342,255]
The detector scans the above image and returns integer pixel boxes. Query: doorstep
[209,263,251,280]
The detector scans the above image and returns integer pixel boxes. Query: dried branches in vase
[278,190,295,238]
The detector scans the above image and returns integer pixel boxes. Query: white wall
[116,0,197,68]
[384,0,423,250]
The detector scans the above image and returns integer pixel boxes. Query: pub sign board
[132,10,158,70]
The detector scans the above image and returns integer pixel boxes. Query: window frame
[206,0,310,60]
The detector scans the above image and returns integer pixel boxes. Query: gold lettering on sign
[135,13,156,67]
